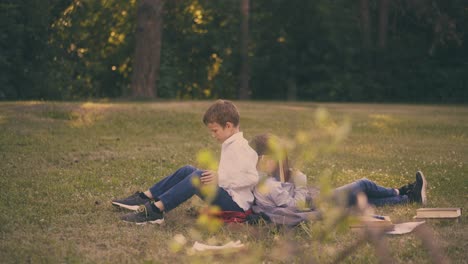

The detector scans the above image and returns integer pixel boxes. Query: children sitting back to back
[112,100,259,224]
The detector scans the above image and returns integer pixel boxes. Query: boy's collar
[222,131,243,147]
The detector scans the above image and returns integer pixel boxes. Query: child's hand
[201,170,218,185]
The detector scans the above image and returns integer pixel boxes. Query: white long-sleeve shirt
[218,132,259,211]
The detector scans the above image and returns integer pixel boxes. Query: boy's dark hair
[203,99,240,127]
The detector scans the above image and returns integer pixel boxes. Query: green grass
[0,101,467,263]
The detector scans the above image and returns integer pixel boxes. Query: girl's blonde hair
[250,133,291,182]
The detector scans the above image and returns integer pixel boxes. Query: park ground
[0,101,467,263]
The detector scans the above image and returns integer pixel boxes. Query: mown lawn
[0,101,467,263]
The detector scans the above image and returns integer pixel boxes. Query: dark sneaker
[408,171,427,205]
[112,192,150,211]
[120,201,164,225]
[398,182,414,196]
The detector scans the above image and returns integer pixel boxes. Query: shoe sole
[417,171,427,205]
[122,218,165,225]
[112,202,141,211]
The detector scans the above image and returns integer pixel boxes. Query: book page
[386,221,425,235]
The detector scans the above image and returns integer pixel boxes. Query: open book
[414,208,462,219]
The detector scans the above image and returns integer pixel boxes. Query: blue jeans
[333,178,408,207]
[149,165,244,212]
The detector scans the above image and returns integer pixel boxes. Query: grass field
[0,101,467,263]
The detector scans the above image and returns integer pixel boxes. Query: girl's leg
[333,178,399,206]
[148,165,198,199]
[368,195,409,206]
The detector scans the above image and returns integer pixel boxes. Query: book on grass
[351,215,394,230]
[414,208,462,219]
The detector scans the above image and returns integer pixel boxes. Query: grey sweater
[252,171,320,226]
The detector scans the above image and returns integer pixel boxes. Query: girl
[249,133,427,226]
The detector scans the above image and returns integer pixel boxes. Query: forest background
[1,0,467,102]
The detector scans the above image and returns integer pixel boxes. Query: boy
[113,100,259,225]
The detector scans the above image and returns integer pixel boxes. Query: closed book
[351,215,394,230]
[414,208,462,219]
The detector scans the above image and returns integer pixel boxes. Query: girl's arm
[265,177,309,209]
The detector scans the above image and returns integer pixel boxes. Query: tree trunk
[360,0,371,51]
[131,0,164,98]
[239,0,250,100]
[378,0,390,50]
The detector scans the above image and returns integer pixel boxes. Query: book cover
[351,215,394,229]
[414,208,462,219]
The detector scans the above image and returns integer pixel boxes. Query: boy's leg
[121,169,204,224]
[157,169,205,212]
[211,188,244,212]
[333,178,398,206]
[112,165,198,211]
[148,165,198,199]
[121,172,244,224]
[157,171,243,212]
[112,191,151,211]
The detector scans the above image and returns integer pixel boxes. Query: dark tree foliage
[0,0,71,99]
[1,0,467,102]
